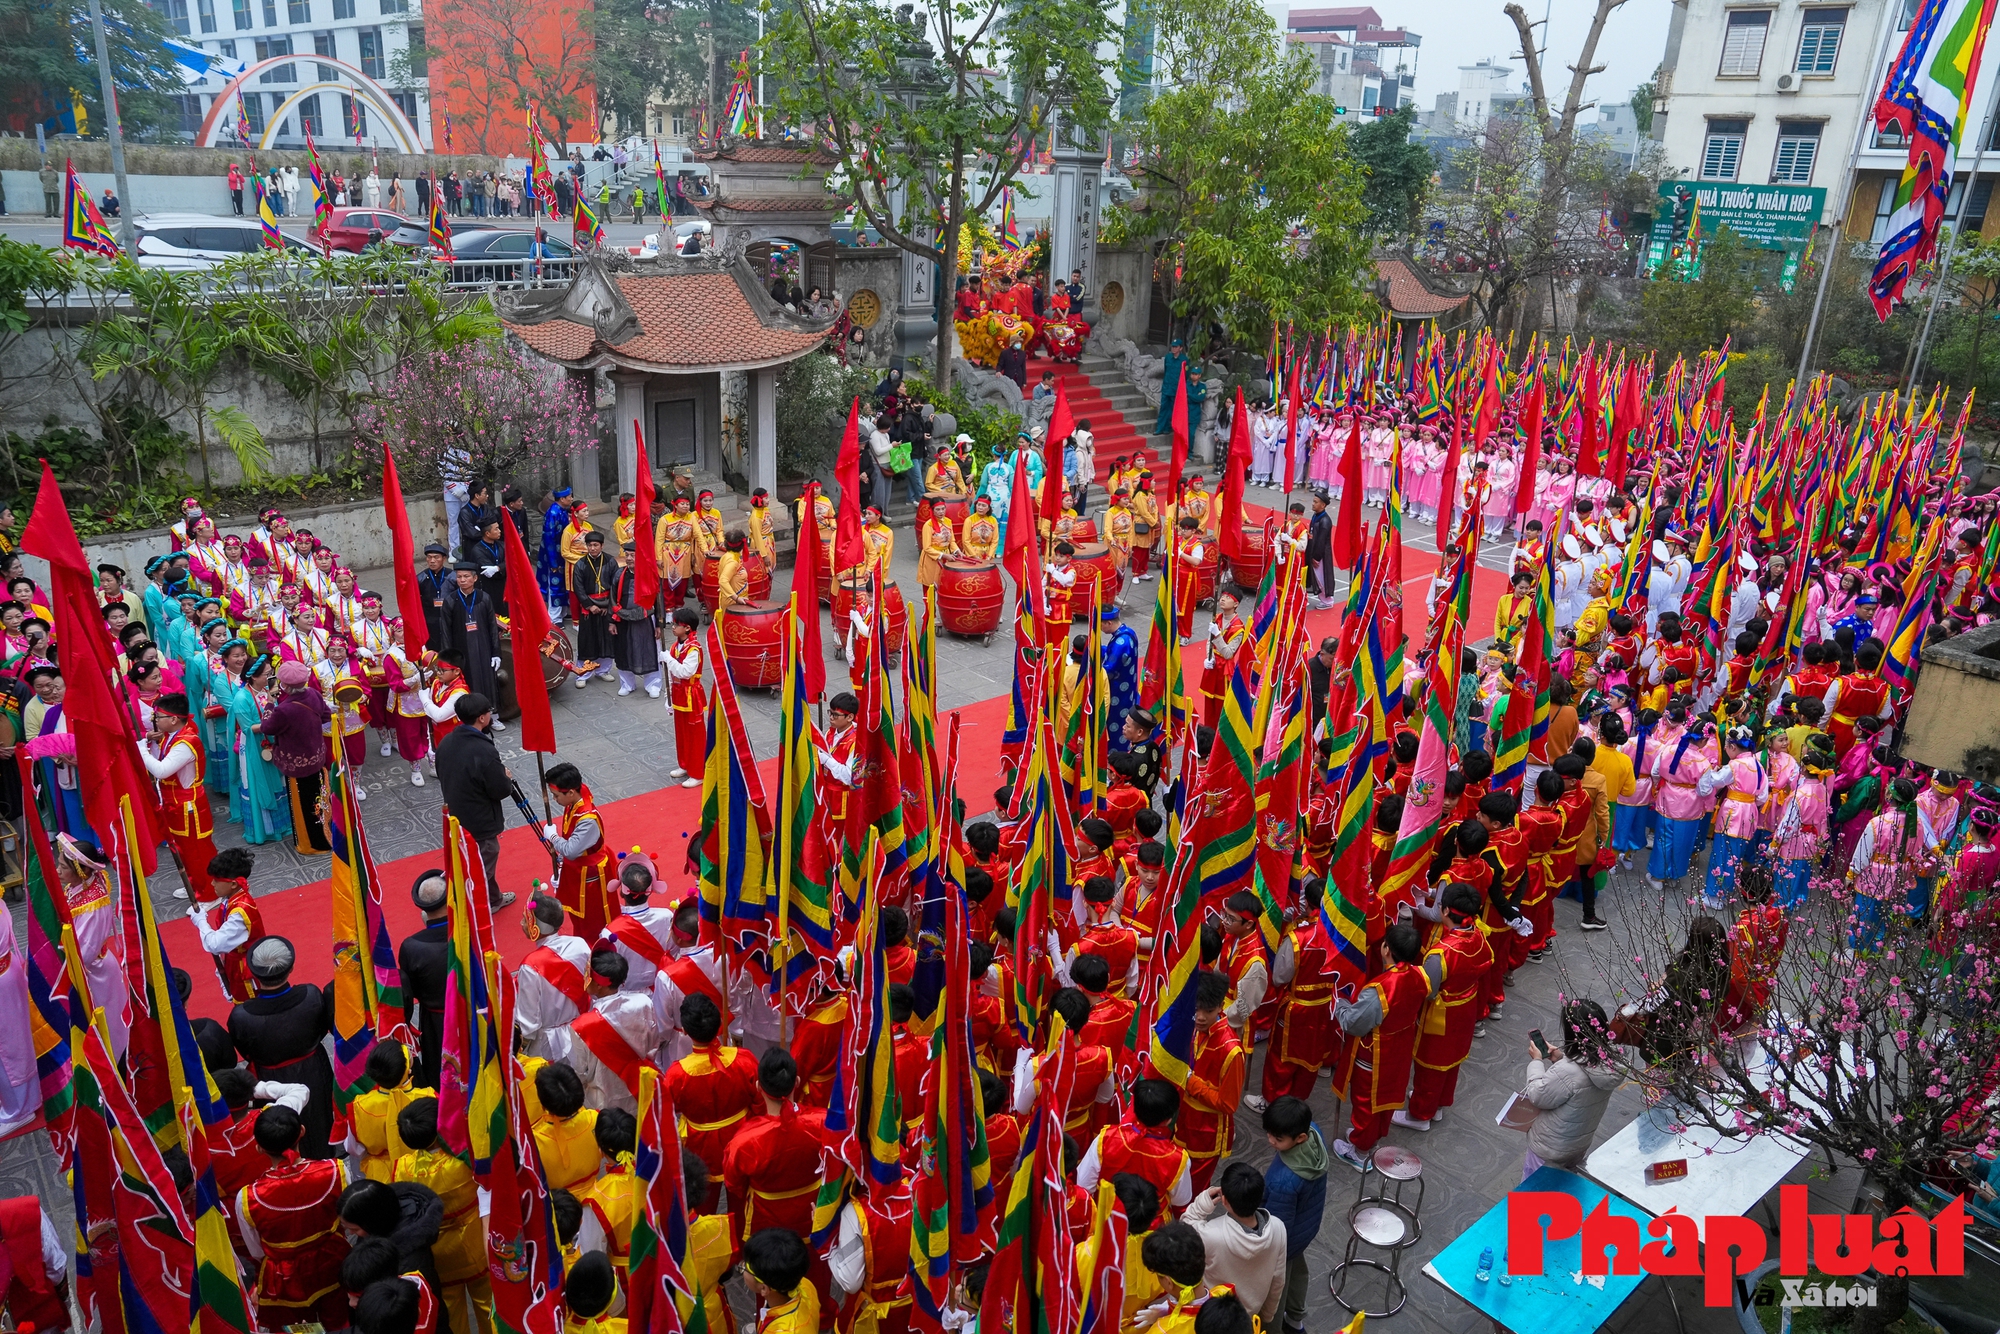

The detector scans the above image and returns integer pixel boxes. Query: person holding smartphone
[1520,998,1624,1179]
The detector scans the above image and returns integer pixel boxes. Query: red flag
[1607,362,1637,487]
[1577,354,1602,477]
[501,510,557,753]
[1218,388,1251,568]
[792,484,827,701]
[1437,410,1465,542]
[834,397,868,573]
[1043,379,1074,524]
[486,970,567,1334]
[1334,413,1365,569]
[633,422,659,608]
[1003,449,1043,602]
[1165,364,1190,501]
[1473,341,1501,446]
[1282,355,1301,494]
[20,462,162,868]
[1514,375,1545,518]
[382,450,429,659]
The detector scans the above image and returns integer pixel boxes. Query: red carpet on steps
[160,549,1504,1026]
[1029,356,1163,483]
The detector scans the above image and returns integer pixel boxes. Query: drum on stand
[937,558,1005,643]
[719,600,786,690]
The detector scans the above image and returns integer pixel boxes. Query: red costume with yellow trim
[1176,1018,1245,1192]
[556,788,619,944]
[156,719,219,902]
[722,1103,831,1242]
[1089,1123,1188,1209]
[665,1039,762,1189]
[840,1182,916,1334]
[1407,922,1493,1121]
[1334,961,1428,1151]
[238,1152,351,1325]
[1261,918,1340,1102]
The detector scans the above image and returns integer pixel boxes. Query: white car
[133,213,313,269]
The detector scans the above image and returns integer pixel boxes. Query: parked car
[444,228,576,284]
[133,213,315,268]
[385,216,499,248]
[309,206,410,253]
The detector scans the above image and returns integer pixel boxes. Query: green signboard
[1645,181,1828,290]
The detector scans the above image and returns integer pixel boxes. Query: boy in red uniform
[139,691,219,902]
[1176,971,1245,1192]
[788,970,849,1108]
[1070,876,1140,997]
[543,761,620,944]
[723,1051,831,1242]
[664,608,707,786]
[1078,1077,1193,1212]
[1104,754,1149,841]
[967,942,1016,1074]
[189,845,263,1003]
[1514,771,1569,958]
[1824,640,1892,756]
[889,984,929,1137]
[1398,886,1495,1131]
[1012,988,1115,1140]
[1330,923,1428,1171]
[663,993,761,1211]
[1070,954,1137,1085]
[1256,879,1346,1105]
[1073,818,1118,888]
[881,906,916,987]
[238,1104,353,1332]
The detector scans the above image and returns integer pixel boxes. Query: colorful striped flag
[772,600,836,1003]
[1379,590,1465,913]
[62,159,119,257]
[439,817,506,1177]
[329,725,407,1103]
[629,1067,695,1334]
[256,177,282,248]
[698,620,772,981]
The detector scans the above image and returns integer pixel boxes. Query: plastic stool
[1350,1144,1425,1243]
[1329,1205,1409,1318]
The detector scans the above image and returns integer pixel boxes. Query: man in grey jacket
[1179,1161,1289,1326]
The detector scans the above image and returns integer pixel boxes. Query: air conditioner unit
[1776,73,1799,91]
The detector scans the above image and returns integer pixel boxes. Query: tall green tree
[591,0,759,137]
[1350,105,1432,239]
[1636,224,1757,360]
[1126,32,1374,358]
[0,0,186,140]
[764,0,1111,389]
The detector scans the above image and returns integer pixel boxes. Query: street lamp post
[85,0,137,255]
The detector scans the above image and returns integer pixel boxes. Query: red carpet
[162,547,1504,1025]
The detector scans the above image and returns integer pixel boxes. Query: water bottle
[1498,1250,1513,1287]
[1475,1247,1494,1283]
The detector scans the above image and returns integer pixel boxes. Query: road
[0,212,675,250]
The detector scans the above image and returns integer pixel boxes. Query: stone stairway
[1027,353,1170,487]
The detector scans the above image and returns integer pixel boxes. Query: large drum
[494,622,574,721]
[925,491,970,526]
[719,600,786,689]
[1072,543,1121,614]
[1190,542,1220,607]
[1230,523,1271,592]
[816,558,833,607]
[1069,518,1099,545]
[938,558,1005,641]
[832,578,908,661]
[698,551,774,613]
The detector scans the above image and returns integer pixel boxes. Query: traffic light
[1334,105,1348,115]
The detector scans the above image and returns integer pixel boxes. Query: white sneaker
[380,741,393,757]
[574,674,590,689]
[491,719,505,732]
[681,777,700,788]
[411,768,425,787]
[618,684,634,696]
[646,685,661,699]
[670,767,686,778]
[355,785,368,801]
[1332,1138,1371,1172]
[1392,1110,1431,1131]
[1243,1094,1268,1113]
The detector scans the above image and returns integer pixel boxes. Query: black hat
[584,531,606,545]
[424,543,449,556]
[247,936,295,982]
[452,561,479,573]
[411,869,448,911]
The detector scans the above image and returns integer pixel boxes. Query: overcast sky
[1342,0,1673,112]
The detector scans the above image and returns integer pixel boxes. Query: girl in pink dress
[1407,428,1443,521]
[1913,772,1964,916]
[1362,418,1392,506]
[1771,742,1832,909]
[1483,438,1520,533]
[1308,410,1341,491]
[1537,458,1576,535]
[1819,569,1867,642]
[1849,776,1941,950]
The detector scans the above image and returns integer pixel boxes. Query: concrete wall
[1903,622,2000,782]
[836,245,910,367]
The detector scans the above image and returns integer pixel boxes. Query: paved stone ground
[6,480,1947,1333]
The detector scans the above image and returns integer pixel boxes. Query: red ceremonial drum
[832,577,908,660]
[938,559,1005,640]
[816,559,833,607]
[925,491,970,526]
[719,600,786,688]
[1072,543,1121,613]
[1230,523,1271,592]
[698,552,777,613]
[1069,518,1099,544]
[1191,541,1220,607]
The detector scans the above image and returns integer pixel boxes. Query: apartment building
[1283,5,1422,118]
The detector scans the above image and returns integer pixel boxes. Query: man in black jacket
[1306,489,1336,608]
[396,870,450,1088]
[416,543,454,649]
[434,692,515,908]
[227,937,338,1155]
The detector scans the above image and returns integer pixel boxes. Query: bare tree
[428,0,596,151]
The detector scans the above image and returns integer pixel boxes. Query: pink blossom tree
[357,340,599,491]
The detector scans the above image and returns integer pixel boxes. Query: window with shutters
[197,0,215,31]
[1772,121,1821,183]
[1796,9,1844,73]
[1719,10,1769,75]
[1702,119,1748,180]
[232,0,251,29]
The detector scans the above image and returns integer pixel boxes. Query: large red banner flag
[383,450,429,659]
[633,421,660,608]
[834,398,868,573]
[501,511,558,753]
